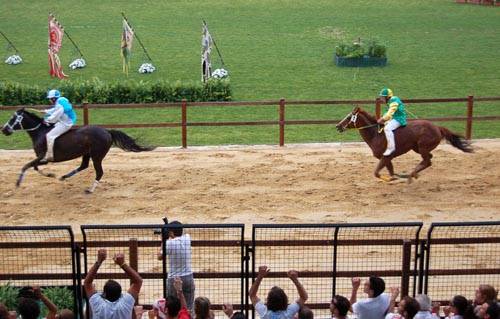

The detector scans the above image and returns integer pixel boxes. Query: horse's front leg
[33,164,55,178]
[374,157,387,179]
[17,158,44,187]
[374,157,396,182]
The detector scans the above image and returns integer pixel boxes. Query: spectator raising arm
[287,270,308,306]
[84,249,107,298]
[33,286,58,319]
[113,253,143,301]
[174,276,188,309]
[350,277,361,307]
[388,287,400,315]
[249,265,270,305]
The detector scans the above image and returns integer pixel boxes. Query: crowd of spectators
[0,221,498,319]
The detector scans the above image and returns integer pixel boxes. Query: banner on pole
[48,14,67,79]
[201,22,213,82]
[121,18,134,75]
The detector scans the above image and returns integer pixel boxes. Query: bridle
[338,110,379,131]
[2,111,42,133]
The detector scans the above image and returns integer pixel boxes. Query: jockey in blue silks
[42,89,77,161]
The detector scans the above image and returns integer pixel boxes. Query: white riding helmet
[47,89,61,99]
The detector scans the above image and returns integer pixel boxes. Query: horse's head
[336,106,362,133]
[2,108,41,136]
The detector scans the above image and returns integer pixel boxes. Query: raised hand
[97,249,107,263]
[113,253,125,266]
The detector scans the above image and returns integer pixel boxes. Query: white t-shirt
[414,311,440,319]
[89,292,135,319]
[385,313,402,319]
[166,234,193,277]
[353,293,391,319]
[255,300,300,319]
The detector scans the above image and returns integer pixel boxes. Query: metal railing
[0,221,499,318]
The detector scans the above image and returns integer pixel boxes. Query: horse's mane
[21,109,43,123]
[358,108,377,124]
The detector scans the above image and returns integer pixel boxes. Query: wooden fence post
[128,238,139,304]
[401,240,412,298]
[279,98,285,147]
[375,98,381,119]
[83,103,89,126]
[466,95,474,140]
[181,99,187,148]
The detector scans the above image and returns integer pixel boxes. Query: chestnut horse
[2,108,154,193]
[336,106,473,182]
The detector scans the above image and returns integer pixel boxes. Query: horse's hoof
[378,175,394,182]
[59,176,66,181]
[47,173,56,178]
[84,189,93,194]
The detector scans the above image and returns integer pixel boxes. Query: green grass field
[0,0,499,149]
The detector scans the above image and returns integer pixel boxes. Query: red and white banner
[48,14,67,79]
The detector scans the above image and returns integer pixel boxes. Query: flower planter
[334,55,387,67]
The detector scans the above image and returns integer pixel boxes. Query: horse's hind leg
[60,154,90,181]
[409,152,433,183]
[85,157,104,194]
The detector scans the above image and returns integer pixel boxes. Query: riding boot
[43,140,55,162]
[383,131,396,156]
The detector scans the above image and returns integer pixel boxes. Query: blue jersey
[57,97,77,124]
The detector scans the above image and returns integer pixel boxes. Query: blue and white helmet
[47,89,61,99]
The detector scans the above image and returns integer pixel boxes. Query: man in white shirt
[350,276,391,319]
[84,249,143,319]
[158,221,195,312]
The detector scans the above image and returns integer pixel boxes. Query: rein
[340,112,380,131]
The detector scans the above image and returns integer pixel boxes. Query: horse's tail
[439,126,473,153]
[108,130,155,152]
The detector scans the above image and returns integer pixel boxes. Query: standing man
[377,88,407,156]
[42,89,77,162]
[84,249,143,319]
[158,221,195,313]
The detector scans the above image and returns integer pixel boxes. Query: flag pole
[0,30,20,54]
[121,12,154,63]
[202,19,225,67]
[63,30,85,58]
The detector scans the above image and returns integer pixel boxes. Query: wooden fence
[2,96,499,147]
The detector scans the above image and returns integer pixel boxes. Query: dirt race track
[0,139,499,233]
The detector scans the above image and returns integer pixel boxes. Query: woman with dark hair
[250,265,308,319]
[474,285,497,306]
[330,295,351,319]
[448,296,476,319]
[195,296,214,319]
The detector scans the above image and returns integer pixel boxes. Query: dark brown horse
[2,108,154,193]
[336,106,473,182]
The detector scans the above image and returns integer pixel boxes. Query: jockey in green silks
[377,88,407,156]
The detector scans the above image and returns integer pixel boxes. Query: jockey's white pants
[45,122,72,160]
[383,119,401,156]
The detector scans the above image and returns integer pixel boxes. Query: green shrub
[0,283,20,311]
[335,38,386,58]
[0,78,232,105]
[40,287,74,317]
